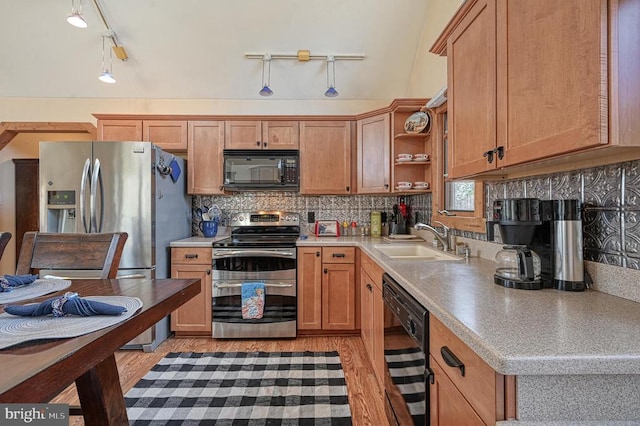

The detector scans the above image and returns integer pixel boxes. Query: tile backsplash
[190,160,640,272]
[485,160,640,270]
[192,192,431,236]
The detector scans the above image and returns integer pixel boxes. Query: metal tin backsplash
[192,193,432,237]
[485,160,640,270]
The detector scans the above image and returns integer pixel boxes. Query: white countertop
[298,236,640,376]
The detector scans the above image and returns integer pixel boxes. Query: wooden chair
[14,231,128,417]
[15,232,128,279]
[0,232,11,261]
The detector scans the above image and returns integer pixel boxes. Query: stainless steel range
[212,211,299,338]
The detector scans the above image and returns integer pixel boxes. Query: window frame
[430,103,486,233]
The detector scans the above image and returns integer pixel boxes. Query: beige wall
[406,0,464,97]
[0,133,92,274]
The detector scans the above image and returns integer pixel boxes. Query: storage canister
[371,211,382,237]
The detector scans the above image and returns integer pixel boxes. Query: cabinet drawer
[360,251,383,290]
[322,247,355,263]
[171,247,212,265]
[430,315,501,425]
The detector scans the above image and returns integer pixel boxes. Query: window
[431,104,485,233]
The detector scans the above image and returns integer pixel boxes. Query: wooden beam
[0,122,97,151]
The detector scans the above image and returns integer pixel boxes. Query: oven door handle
[214,282,294,289]
[213,250,295,257]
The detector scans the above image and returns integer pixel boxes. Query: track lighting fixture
[259,54,273,97]
[324,55,338,98]
[66,0,88,28]
[98,33,116,83]
[246,50,363,98]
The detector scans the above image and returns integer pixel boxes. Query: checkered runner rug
[384,347,426,423]
[125,351,353,425]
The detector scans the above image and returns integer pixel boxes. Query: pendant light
[324,55,338,97]
[259,53,273,96]
[98,34,116,83]
[66,0,88,28]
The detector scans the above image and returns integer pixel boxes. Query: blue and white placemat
[0,279,72,305]
[0,296,143,350]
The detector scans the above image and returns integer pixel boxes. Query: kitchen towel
[4,291,127,317]
[0,274,39,292]
[241,282,265,320]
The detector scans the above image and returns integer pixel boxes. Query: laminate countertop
[298,235,640,377]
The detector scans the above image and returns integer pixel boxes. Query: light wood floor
[52,335,389,426]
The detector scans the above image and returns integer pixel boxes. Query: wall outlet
[307,211,315,223]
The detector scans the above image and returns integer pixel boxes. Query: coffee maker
[487,198,585,291]
[487,198,546,289]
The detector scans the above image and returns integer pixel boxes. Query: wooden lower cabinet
[430,315,512,425]
[297,246,356,332]
[430,355,485,426]
[360,252,385,388]
[170,247,212,336]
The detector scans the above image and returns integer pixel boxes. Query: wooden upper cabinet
[357,113,391,194]
[225,120,299,149]
[97,120,143,141]
[447,0,497,178]
[187,121,225,195]
[442,0,627,178]
[496,0,607,166]
[224,121,262,149]
[300,121,353,195]
[143,120,188,151]
[262,121,299,149]
[96,119,187,151]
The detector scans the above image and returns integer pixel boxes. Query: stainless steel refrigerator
[39,141,191,351]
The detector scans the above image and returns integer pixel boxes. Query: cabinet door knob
[206,269,211,275]
[483,150,494,164]
[323,268,328,274]
[316,251,321,257]
[384,183,389,189]
[366,283,372,292]
[256,141,261,146]
[263,142,268,148]
[346,186,350,192]
[496,146,504,160]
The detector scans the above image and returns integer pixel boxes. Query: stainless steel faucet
[414,222,451,252]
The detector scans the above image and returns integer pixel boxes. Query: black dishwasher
[382,272,431,426]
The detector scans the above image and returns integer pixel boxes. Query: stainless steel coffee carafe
[552,199,585,291]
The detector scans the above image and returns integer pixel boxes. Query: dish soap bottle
[370,211,382,237]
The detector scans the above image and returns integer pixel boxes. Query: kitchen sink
[374,244,462,261]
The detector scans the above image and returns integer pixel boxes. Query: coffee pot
[494,245,542,289]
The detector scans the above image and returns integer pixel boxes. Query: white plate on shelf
[396,158,413,163]
[404,111,430,134]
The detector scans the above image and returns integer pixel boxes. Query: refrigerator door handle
[80,158,91,233]
[90,158,104,233]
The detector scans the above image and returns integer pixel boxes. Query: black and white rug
[125,351,353,425]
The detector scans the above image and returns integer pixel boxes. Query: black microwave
[222,149,299,191]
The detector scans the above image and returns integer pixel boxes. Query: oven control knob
[231,216,238,222]
[238,216,244,222]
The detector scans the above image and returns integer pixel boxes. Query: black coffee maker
[487,198,547,289]
[487,198,585,291]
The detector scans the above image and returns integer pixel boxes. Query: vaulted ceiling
[1,0,449,101]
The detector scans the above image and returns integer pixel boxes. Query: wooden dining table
[0,277,201,426]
